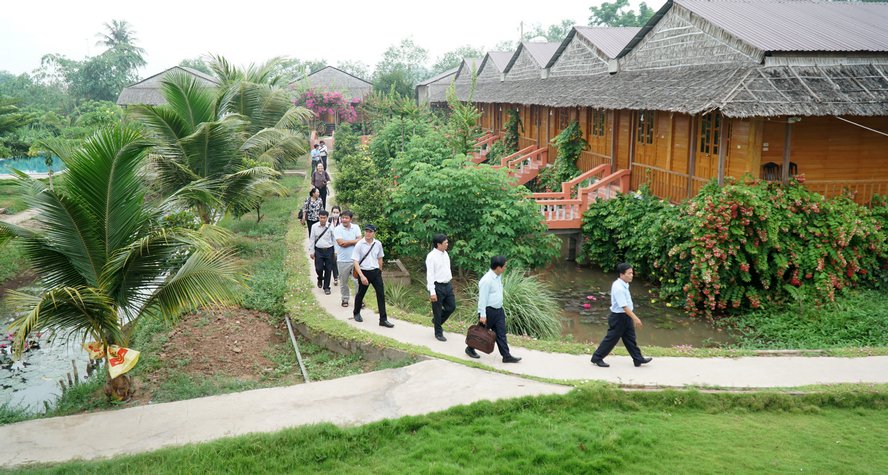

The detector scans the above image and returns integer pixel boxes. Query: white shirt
[353,238,384,270]
[425,248,453,295]
[333,223,361,262]
[307,221,335,252]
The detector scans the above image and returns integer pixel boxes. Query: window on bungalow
[699,111,721,155]
[559,109,569,129]
[590,110,606,137]
[637,111,654,144]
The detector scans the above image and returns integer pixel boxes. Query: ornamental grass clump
[501,270,561,340]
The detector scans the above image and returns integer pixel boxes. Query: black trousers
[319,186,328,209]
[593,312,644,362]
[431,282,456,336]
[321,155,328,171]
[483,306,511,358]
[354,268,387,322]
[314,246,334,290]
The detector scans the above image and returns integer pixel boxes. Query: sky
[0,0,662,79]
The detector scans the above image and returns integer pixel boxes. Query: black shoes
[590,357,610,367]
[435,334,447,342]
[465,347,480,359]
[353,313,363,322]
[634,357,653,367]
[324,289,331,295]
[379,320,394,328]
[317,282,322,288]
[502,355,522,363]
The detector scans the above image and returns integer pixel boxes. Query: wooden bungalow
[458,0,888,212]
[116,66,219,106]
[416,66,459,107]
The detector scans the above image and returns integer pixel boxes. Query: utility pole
[519,21,524,42]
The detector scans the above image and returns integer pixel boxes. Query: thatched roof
[292,66,372,100]
[457,63,888,118]
[117,66,220,106]
[418,67,458,87]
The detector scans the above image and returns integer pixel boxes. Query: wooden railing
[578,150,611,170]
[803,179,888,206]
[536,168,631,230]
[518,136,537,150]
[533,164,611,200]
[505,147,546,174]
[631,163,696,204]
[495,145,535,169]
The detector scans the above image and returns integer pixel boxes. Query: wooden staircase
[532,164,631,230]
[492,145,548,186]
[470,131,499,164]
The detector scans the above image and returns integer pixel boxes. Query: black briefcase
[465,323,496,354]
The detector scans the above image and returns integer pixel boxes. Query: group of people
[303,142,651,367]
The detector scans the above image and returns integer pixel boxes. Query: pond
[538,262,732,348]
[0,156,65,175]
[1,330,93,412]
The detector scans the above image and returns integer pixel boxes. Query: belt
[434,281,451,285]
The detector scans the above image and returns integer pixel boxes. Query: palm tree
[0,125,241,399]
[130,68,311,223]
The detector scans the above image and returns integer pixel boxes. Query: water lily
[582,303,591,309]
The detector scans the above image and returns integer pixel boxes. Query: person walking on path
[466,256,521,363]
[312,162,332,209]
[329,206,342,286]
[308,210,336,294]
[318,140,329,171]
[310,143,321,169]
[352,224,394,328]
[591,263,653,368]
[334,210,361,306]
[426,234,455,342]
[300,187,323,232]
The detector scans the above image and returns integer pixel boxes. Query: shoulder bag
[352,241,377,279]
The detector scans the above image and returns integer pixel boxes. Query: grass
[0,180,27,215]
[730,288,888,349]
[0,240,28,284]
[12,385,888,474]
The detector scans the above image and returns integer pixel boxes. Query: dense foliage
[503,108,523,154]
[387,159,560,274]
[537,121,587,192]
[582,179,887,319]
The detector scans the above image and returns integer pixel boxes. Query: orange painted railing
[536,169,630,230]
[533,164,611,201]
[494,145,536,169]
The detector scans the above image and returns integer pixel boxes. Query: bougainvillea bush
[294,89,360,123]
[582,179,887,320]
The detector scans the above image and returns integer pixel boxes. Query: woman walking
[301,187,324,232]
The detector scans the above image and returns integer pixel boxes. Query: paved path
[0,208,38,226]
[0,360,568,468]
[311,182,888,389]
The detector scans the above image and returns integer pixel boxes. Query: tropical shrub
[387,159,560,274]
[537,121,587,192]
[484,140,507,165]
[390,130,453,176]
[581,179,887,319]
[294,89,360,124]
[334,145,392,241]
[445,83,481,156]
[331,123,359,162]
[368,116,434,174]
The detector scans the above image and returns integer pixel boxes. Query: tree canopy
[589,0,655,27]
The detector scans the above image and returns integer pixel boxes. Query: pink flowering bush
[294,89,361,123]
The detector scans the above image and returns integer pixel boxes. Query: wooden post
[782,120,793,183]
[610,110,618,173]
[666,112,674,171]
[628,111,636,171]
[717,115,729,186]
[688,115,698,199]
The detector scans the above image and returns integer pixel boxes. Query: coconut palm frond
[139,249,242,321]
[7,287,120,356]
[128,105,190,160]
[159,73,218,129]
[274,105,314,130]
[180,119,244,179]
[64,126,153,257]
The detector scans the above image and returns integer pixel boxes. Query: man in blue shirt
[591,263,652,368]
[465,256,521,363]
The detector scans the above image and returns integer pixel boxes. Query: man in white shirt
[308,210,335,294]
[333,210,361,307]
[426,234,455,342]
[352,224,394,328]
[591,263,652,368]
[318,140,329,171]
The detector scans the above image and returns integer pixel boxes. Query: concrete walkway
[311,181,888,389]
[0,360,568,468]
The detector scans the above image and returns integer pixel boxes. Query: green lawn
[12,386,888,474]
[0,179,29,214]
